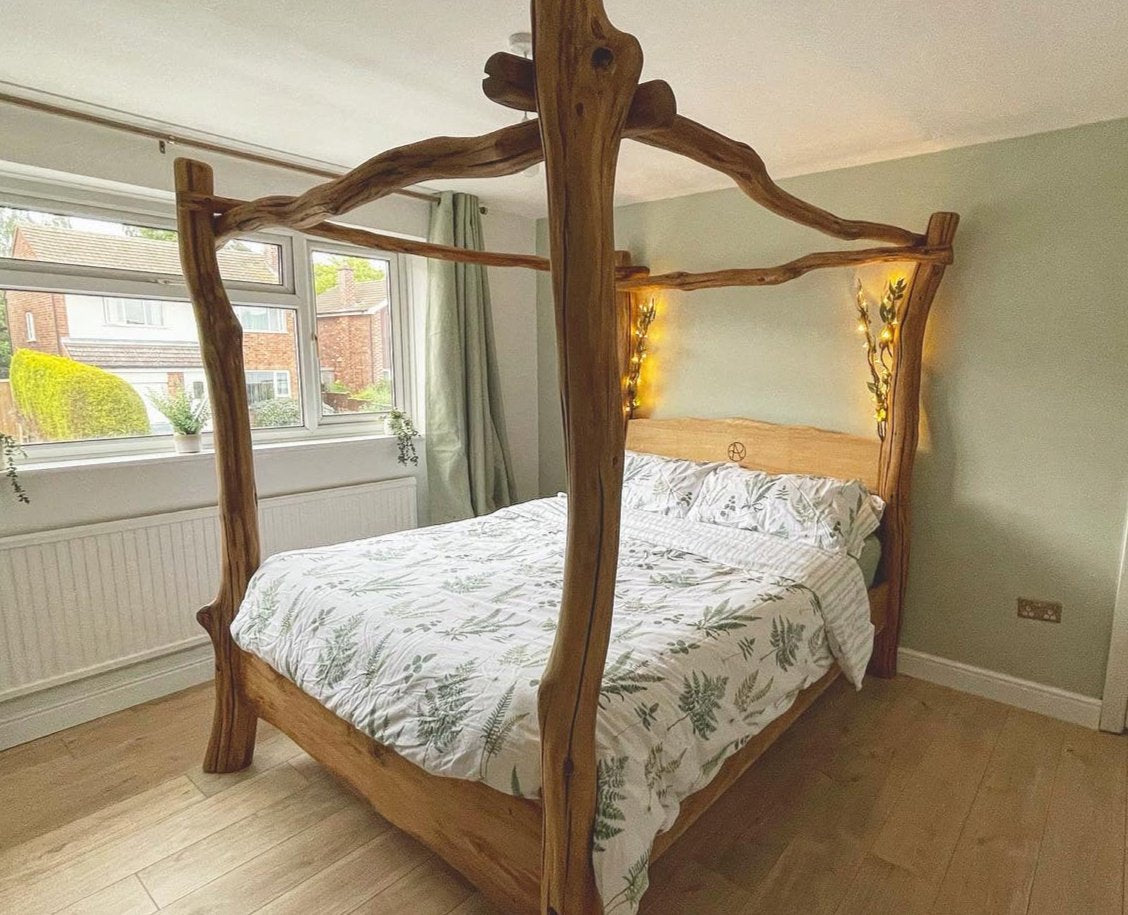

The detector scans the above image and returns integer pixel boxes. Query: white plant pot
[173,433,202,454]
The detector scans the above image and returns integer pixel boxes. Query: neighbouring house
[2,225,391,439]
[314,266,392,394]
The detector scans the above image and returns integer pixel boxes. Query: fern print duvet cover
[232,495,873,912]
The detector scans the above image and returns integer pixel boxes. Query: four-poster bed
[174,2,958,912]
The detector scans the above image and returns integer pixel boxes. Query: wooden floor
[0,675,1123,914]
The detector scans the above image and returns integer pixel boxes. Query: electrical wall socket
[1017,598,1062,623]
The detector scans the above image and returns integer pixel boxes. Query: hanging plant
[853,276,906,440]
[2,431,29,504]
[384,409,419,466]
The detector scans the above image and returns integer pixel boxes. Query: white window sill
[21,432,415,474]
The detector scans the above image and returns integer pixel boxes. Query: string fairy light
[853,275,906,440]
[624,296,657,419]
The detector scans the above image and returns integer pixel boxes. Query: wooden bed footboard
[240,651,544,913]
[239,654,844,914]
[234,578,885,914]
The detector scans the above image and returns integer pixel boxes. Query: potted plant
[148,389,209,454]
[383,409,419,466]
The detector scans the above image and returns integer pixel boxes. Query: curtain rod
[0,90,440,206]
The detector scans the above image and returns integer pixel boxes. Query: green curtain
[425,191,516,523]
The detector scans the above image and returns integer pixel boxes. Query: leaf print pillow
[686,462,883,557]
[622,450,718,518]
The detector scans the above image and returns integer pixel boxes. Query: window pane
[312,250,394,416]
[0,289,301,444]
[0,206,283,285]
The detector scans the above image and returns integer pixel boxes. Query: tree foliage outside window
[313,254,386,294]
[10,349,150,441]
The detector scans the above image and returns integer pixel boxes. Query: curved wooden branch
[215,120,544,241]
[175,158,260,773]
[480,53,920,248]
[301,221,549,271]
[533,0,641,911]
[215,80,672,245]
[871,211,959,677]
[636,116,925,247]
[619,245,951,291]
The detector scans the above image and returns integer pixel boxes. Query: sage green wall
[537,118,1128,698]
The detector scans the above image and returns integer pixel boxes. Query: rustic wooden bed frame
[174,2,957,911]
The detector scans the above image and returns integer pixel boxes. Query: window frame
[306,240,411,427]
[103,297,166,328]
[0,174,416,464]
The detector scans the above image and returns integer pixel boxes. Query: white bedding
[232,495,873,912]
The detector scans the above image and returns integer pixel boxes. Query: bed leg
[176,158,263,774]
[199,602,258,772]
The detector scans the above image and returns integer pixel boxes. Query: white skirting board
[0,638,213,749]
[897,647,1102,729]
[0,477,417,750]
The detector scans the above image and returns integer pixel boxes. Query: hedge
[10,349,150,441]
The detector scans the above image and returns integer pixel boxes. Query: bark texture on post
[532,1,644,911]
[871,211,960,677]
[175,158,260,772]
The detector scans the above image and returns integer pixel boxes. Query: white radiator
[0,478,416,747]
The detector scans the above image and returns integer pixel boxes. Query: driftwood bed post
[174,158,260,772]
[870,210,959,677]
[532,0,642,911]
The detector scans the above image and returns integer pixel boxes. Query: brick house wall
[6,233,69,355]
[317,313,375,392]
[242,311,299,390]
[4,289,69,355]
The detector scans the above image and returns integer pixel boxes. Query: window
[1,291,303,442]
[235,306,286,333]
[311,249,396,416]
[0,190,410,460]
[104,298,165,327]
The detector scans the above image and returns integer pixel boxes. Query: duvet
[232,495,873,912]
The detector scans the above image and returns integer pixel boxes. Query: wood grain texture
[616,245,952,291]
[174,158,259,773]
[482,51,676,131]
[871,211,960,677]
[532,0,642,910]
[626,417,881,491]
[240,653,542,914]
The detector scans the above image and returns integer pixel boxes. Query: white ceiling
[3,0,1127,218]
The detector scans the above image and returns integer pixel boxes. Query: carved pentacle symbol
[727,441,747,462]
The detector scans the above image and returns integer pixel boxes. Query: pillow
[621,450,717,518]
[686,462,884,556]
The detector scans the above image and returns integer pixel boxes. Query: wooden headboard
[626,417,881,491]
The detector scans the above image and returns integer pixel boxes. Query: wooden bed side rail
[174,158,260,772]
